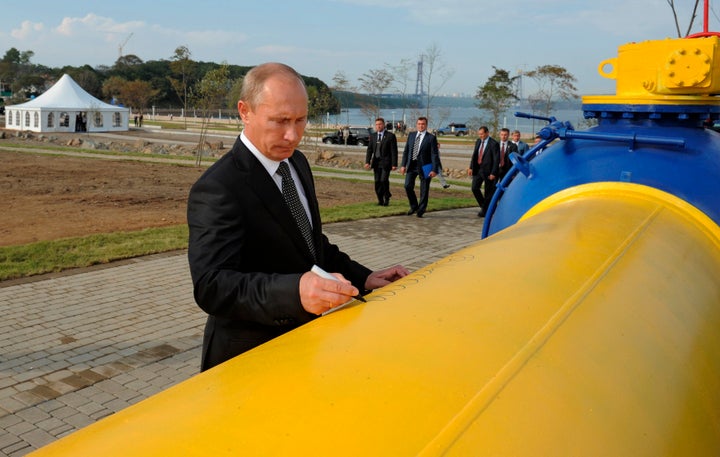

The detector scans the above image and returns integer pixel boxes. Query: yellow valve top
[585,36,720,105]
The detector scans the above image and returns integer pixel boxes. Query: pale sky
[0,0,711,97]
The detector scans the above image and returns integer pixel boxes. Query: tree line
[1,42,579,137]
[0,46,339,123]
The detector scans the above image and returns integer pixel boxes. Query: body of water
[324,106,587,136]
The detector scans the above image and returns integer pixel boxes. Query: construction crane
[118,32,133,59]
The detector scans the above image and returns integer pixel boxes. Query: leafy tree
[8,75,46,101]
[524,64,577,118]
[2,48,34,67]
[138,60,173,93]
[191,64,231,165]
[475,67,519,136]
[227,77,244,109]
[111,54,145,82]
[122,80,160,114]
[2,48,21,64]
[101,76,159,113]
[1,47,44,102]
[101,76,128,104]
[306,83,337,123]
[224,77,245,131]
[192,64,231,115]
[114,54,144,68]
[306,86,320,119]
[168,46,196,127]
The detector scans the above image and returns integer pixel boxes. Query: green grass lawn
[0,195,475,281]
[0,139,475,281]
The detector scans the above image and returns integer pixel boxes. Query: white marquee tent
[3,74,129,133]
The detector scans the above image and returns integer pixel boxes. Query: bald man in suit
[187,63,408,371]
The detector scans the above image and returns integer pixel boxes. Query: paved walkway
[0,207,483,456]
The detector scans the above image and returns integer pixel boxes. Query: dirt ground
[1,132,468,247]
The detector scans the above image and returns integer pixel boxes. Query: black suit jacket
[497,140,519,178]
[469,137,500,178]
[401,131,440,173]
[365,130,398,169]
[187,137,371,370]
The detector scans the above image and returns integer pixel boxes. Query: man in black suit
[497,127,519,183]
[400,117,440,218]
[187,63,409,371]
[468,126,499,217]
[364,117,398,206]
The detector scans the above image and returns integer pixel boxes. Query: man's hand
[364,163,371,170]
[400,167,406,175]
[364,265,410,290]
[299,271,360,315]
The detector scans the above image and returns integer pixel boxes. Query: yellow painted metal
[30,184,720,456]
[585,35,720,105]
[600,36,720,95]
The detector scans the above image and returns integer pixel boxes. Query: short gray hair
[240,62,306,109]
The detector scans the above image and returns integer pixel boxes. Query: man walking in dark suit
[468,126,499,217]
[400,117,440,218]
[497,127,519,183]
[187,63,408,371]
[364,117,398,206]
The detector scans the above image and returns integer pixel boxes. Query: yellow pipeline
[30,183,720,456]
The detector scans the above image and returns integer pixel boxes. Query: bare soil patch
[1,130,470,247]
[0,150,377,246]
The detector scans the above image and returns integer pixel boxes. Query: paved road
[1,130,473,190]
[73,127,477,172]
[0,207,483,456]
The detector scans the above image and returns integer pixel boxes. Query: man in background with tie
[364,117,398,206]
[187,63,408,371]
[468,126,499,217]
[497,128,519,183]
[400,117,440,218]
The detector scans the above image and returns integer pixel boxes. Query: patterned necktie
[277,161,316,260]
[500,143,506,167]
[412,133,422,160]
[477,140,485,164]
